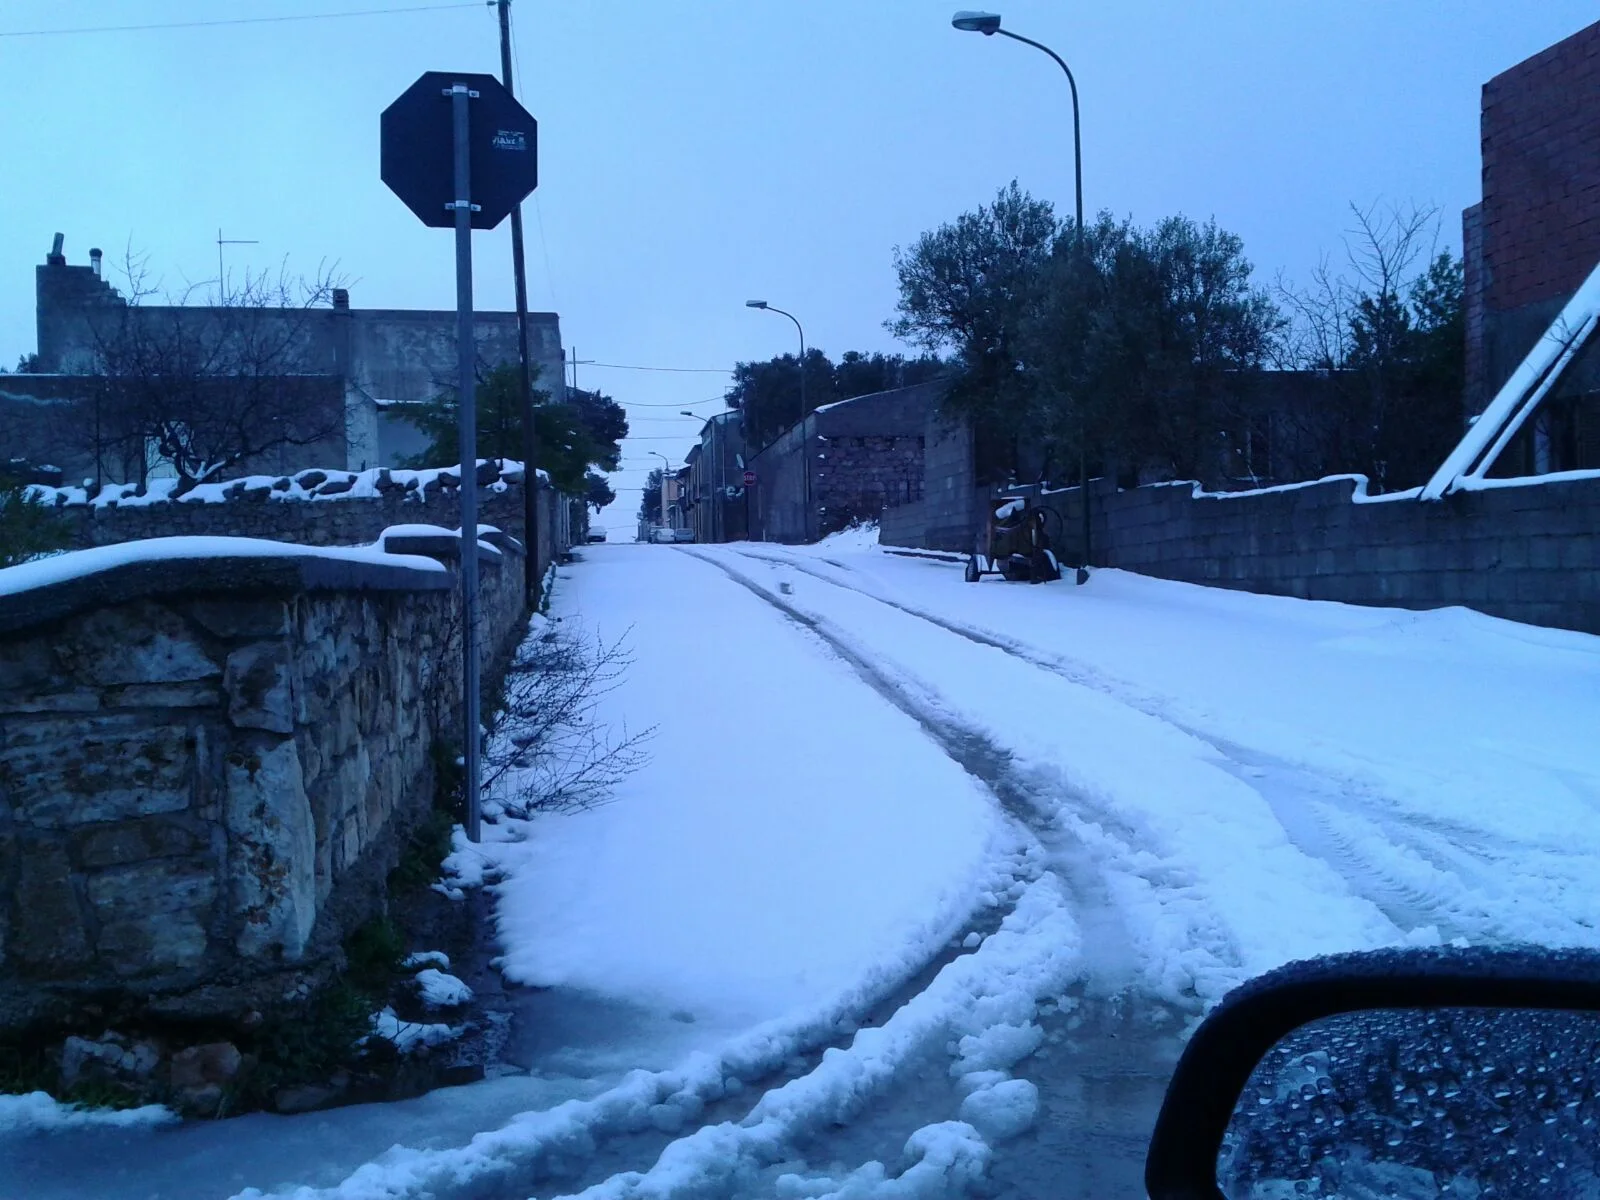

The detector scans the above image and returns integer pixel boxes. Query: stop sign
[381,71,538,230]
[743,470,757,487]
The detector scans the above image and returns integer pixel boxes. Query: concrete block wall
[1021,474,1600,635]
[0,541,527,1033]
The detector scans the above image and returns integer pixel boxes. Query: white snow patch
[0,1091,176,1134]
[414,969,474,1009]
[369,1008,462,1052]
[402,951,450,971]
[0,535,445,598]
[957,1078,1040,1142]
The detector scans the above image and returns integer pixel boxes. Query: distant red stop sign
[743,470,757,487]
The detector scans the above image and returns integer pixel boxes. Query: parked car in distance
[671,528,695,543]
[585,530,607,543]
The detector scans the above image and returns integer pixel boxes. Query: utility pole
[496,0,541,609]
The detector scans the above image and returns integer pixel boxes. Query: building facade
[1462,19,1600,472]
[682,411,747,544]
[7,235,565,482]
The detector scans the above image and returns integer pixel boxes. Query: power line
[623,397,728,409]
[587,362,734,374]
[0,2,480,38]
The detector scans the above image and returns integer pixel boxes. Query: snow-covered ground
[11,534,1600,1200]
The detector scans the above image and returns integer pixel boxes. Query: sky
[1,1,1595,532]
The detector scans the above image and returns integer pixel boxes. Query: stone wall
[42,471,541,554]
[877,404,978,554]
[815,434,922,535]
[0,538,527,1032]
[1008,473,1600,635]
[748,379,948,543]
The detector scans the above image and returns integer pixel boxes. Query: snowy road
[10,535,1600,1200]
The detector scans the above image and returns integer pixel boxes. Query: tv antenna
[216,228,258,301]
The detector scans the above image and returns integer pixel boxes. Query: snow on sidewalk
[456,545,1015,1034]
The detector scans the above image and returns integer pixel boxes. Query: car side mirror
[1145,946,1600,1200]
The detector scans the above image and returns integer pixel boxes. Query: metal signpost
[381,71,539,842]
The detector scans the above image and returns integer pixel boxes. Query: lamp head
[951,10,1002,34]
[745,300,768,309]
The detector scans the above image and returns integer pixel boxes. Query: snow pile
[369,1009,462,1052]
[957,1078,1039,1143]
[0,535,446,598]
[401,951,449,971]
[0,1091,176,1134]
[774,1123,991,1199]
[414,969,473,1010]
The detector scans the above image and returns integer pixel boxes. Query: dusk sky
[2,1,1594,530]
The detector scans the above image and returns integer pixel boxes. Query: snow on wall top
[22,460,552,510]
[0,535,448,600]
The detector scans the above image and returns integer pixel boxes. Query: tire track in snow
[681,548,1192,1200]
[718,546,1568,948]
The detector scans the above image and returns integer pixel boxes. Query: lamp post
[745,299,811,543]
[951,11,1091,585]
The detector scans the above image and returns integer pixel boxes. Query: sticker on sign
[492,129,527,152]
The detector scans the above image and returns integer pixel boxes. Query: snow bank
[0,1091,176,1134]
[414,969,473,1009]
[0,535,446,598]
[456,548,1012,1028]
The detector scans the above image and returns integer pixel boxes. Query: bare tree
[86,248,349,491]
[482,621,654,818]
[1273,201,1461,489]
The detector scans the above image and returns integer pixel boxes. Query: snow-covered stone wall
[29,463,533,553]
[0,536,527,1033]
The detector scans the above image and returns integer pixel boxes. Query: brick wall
[1467,20,1600,408]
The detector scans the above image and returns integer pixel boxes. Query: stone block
[9,839,91,972]
[0,638,56,693]
[73,817,205,869]
[224,643,295,734]
[224,739,316,961]
[185,599,290,640]
[106,682,222,709]
[58,601,220,687]
[0,691,100,715]
[2,714,200,827]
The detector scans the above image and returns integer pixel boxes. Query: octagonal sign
[381,70,538,230]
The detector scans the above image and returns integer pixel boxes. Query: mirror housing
[1145,946,1600,1200]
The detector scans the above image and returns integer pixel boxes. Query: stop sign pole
[447,81,483,845]
[383,70,538,844]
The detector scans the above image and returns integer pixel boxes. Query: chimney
[332,288,350,311]
[46,232,65,266]
[89,248,103,277]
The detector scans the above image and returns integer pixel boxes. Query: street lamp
[951,10,1091,585]
[745,299,811,543]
